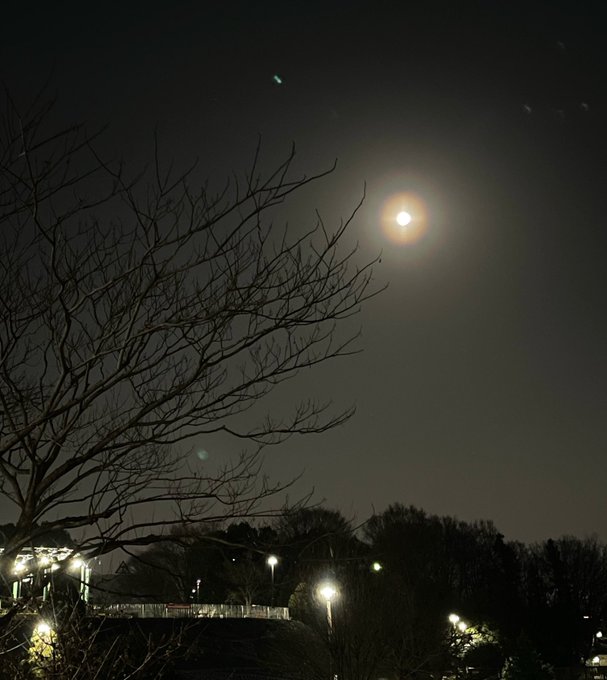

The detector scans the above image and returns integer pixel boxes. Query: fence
[95,602,290,620]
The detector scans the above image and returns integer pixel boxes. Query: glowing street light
[371,561,383,572]
[448,612,469,634]
[70,556,91,603]
[34,621,52,637]
[12,561,29,599]
[267,555,279,605]
[318,582,338,630]
[267,555,278,585]
[31,620,56,660]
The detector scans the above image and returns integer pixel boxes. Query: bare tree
[0,93,378,572]
[224,552,266,608]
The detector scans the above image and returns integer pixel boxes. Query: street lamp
[448,613,469,632]
[70,557,91,603]
[12,561,27,599]
[318,582,338,631]
[34,621,52,637]
[267,555,278,605]
[31,620,56,661]
[371,561,383,572]
[318,582,338,680]
[267,555,278,585]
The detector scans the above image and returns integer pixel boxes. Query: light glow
[396,211,412,226]
[381,192,428,245]
[318,583,337,602]
[448,613,460,624]
[267,555,278,567]
[34,622,51,637]
[31,621,56,660]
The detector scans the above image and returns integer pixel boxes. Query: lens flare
[381,193,428,245]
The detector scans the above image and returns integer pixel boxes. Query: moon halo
[396,211,412,227]
[381,193,428,244]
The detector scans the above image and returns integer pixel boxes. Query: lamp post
[267,555,278,605]
[318,582,338,680]
[318,583,338,631]
[12,560,26,599]
[448,613,468,632]
[267,555,278,585]
[71,557,91,603]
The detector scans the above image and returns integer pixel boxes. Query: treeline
[100,503,607,678]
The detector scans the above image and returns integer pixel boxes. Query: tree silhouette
[0,93,378,573]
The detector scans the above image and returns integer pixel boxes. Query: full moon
[381,193,427,244]
[396,211,412,227]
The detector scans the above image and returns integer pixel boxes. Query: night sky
[3,1,607,543]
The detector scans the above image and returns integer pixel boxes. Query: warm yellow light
[371,561,383,572]
[34,622,51,637]
[593,656,601,665]
[71,558,83,570]
[318,583,337,602]
[31,620,56,658]
[14,561,26,574]
[267,555,278,567]
[396,211,412,227]
[38,555,50,567]
[381,192,428,245]
[448,613,460,624]
[457,621,468,632]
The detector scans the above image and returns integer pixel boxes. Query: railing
[94,603,290,620]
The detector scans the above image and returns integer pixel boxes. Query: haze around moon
[396,211,412,226]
